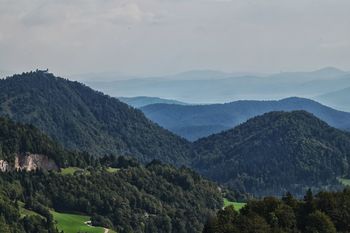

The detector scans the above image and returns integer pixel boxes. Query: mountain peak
[313,67,346,75]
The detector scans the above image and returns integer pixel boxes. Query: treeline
[0,158,223,233]
[204,189,350,233]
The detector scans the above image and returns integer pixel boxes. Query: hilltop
[0,71,191,165]
[192,111,350,196]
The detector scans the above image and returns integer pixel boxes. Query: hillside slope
[141,97,350,140]
[1,160,223,233]
[0,116,87,168]
[192,111,350,197]
[0,71,190,165]
[316,87,350,113]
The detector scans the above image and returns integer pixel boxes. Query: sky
[0,0,350,77]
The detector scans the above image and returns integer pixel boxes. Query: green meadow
[106,167,120,173]
[51,211,107,233]
[223,198,246,211]
[60,167,90,175]
[338,178,350,186]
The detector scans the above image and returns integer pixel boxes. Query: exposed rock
[15,153,58,171]
[0,160,10,172]
[0,153,58,172]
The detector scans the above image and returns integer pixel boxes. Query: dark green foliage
[0,159,222,233]
[0,70,191,165]
[0,116,93,167]
[305,211,336,233]
[91,214,113,229]
[204,189,350,233]
[0,115,221,232]
[193,111,350,197]
[0,117,55,161]
[0,178,58,233]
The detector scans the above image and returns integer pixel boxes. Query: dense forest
[0,177,59,233]
[204,189,350,233]
[0,116,223,232]
[141,97,350,140]
[0,160,223,233]
[192,111,350,197]
[0,116,92,168]
[0,70,191,165]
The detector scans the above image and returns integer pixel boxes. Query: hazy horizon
[1,0,350,78]
[1,66,348,81]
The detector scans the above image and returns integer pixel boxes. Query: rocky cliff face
[0,153,58,172]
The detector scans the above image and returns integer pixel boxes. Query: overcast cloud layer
[0,0,349,77]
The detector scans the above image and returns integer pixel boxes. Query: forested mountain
[141,97,350,140]
[0,71,191,165]
[204,189,350,233]
[317,86,350,112]
[119,96,187,108]
[192,111,350,197]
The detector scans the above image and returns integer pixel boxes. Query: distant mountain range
[141,97,350,141]
[85,67,350,103]
[192,111,350,196]
[119,96,187,108]
[0,71,191,165]
[316,86,350,112]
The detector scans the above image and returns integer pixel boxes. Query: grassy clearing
[223,198,246,211]
[106,167,120,173]
[338,178,350,186]
[19,206,117,233]
[51,211,106,233]
[60,167,82,175]
[60,167,90,175]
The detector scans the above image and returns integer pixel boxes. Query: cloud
[20,2,65,26]
[0,0,349,75]
[320,41,350,49]
[104,3,156,24]
[18,1,159,27]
